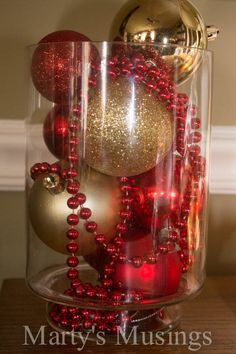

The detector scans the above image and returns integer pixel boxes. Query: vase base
[46,302,181,342]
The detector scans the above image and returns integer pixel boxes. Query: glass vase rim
[27,41,213,54]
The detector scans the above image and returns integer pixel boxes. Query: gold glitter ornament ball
[29,168,121,255]
[85,78,173,177]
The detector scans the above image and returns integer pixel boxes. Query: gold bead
[29,168,121,255]
[85,77,173,177]
[110,0,218,84]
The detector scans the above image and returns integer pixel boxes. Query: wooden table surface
[0,277,236,353]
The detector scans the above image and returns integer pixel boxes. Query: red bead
[108,69,118,80]
[191,118,201,130]
[146,79,157,91]
[111,291,122,302]
[50,163,61,174]
[67,214,79,226]
[60,318,69,328]
[159,244,168,254]
[179,239,188,250]
[71,321,80,331]
[120,210,133,220]
[67,242,79,253]
[67,228,79,240]
[108,57,118,67]
[80,207,92,219]
[93,312,102,322]
[176,116,186,128]
[132,256,143,268]
[71,279,81,289]
[63,167,78,179]
[120,177,130,184]
[88,78,97,87]
[69,137,80,147]
[75,193,86,205]
[178,250,186,261]
[86,221,97,233]
[121,197,133,205]
[118,253,127,263]
[97,322,107,331]
[101,278,113,289]
[189,105,198,116]
[41,162,51,173]
[103,265,115,276]
[75,285,85,297]
[182,264,189,273]
[95,288,108,300]
[121,67,131,75]
[95,234,106,244]
[67,256,79,267]
[116,223,128,234]
[120,184,132,192]
[189,144,201,156]
[83,320,93,330]
[190,132,202,143]
[81,309,90,317]
[105,312,116,323]
[86,287,96,298]
[147,67,160,78]
[159,89,171,102]
[178,93,188,105]
[146,254,157,264]
[105,244,117,255]
[67,196,80,209]
[69,119,80,132]
[113,236,125,247]
[67,153,79,163]
[168,230,178,242]
[67,181,80,194]
[67,268,78,279]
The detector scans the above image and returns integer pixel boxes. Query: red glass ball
[31,30,98,103]
[43,105,69,159]
[113,251,181,297]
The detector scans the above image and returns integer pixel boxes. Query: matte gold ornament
[29,168,120,255]
[85,77,173,177]
[110,0,218,84]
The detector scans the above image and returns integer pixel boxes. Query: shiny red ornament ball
[114,251,181,297]
[43,105,70,159]
[31,30,98,103]
[133,157,180,232]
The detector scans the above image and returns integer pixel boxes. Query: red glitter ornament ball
[43,105,69,159]
[31,30,98,103]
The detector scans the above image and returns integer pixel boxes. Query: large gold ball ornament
[29,168,121,255]
[85,77,173,177]
[110,0,218,84]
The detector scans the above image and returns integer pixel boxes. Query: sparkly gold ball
[85,77,173,177]
[110,0,218,84]
[29,168,120,255]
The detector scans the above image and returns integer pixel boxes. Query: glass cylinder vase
[26,41,212,337]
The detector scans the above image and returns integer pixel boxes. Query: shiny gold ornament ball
[110,0,218,84]
[85,77,173,177]
[29,168,120,255]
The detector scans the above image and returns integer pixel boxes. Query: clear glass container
[26,42,212,336]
